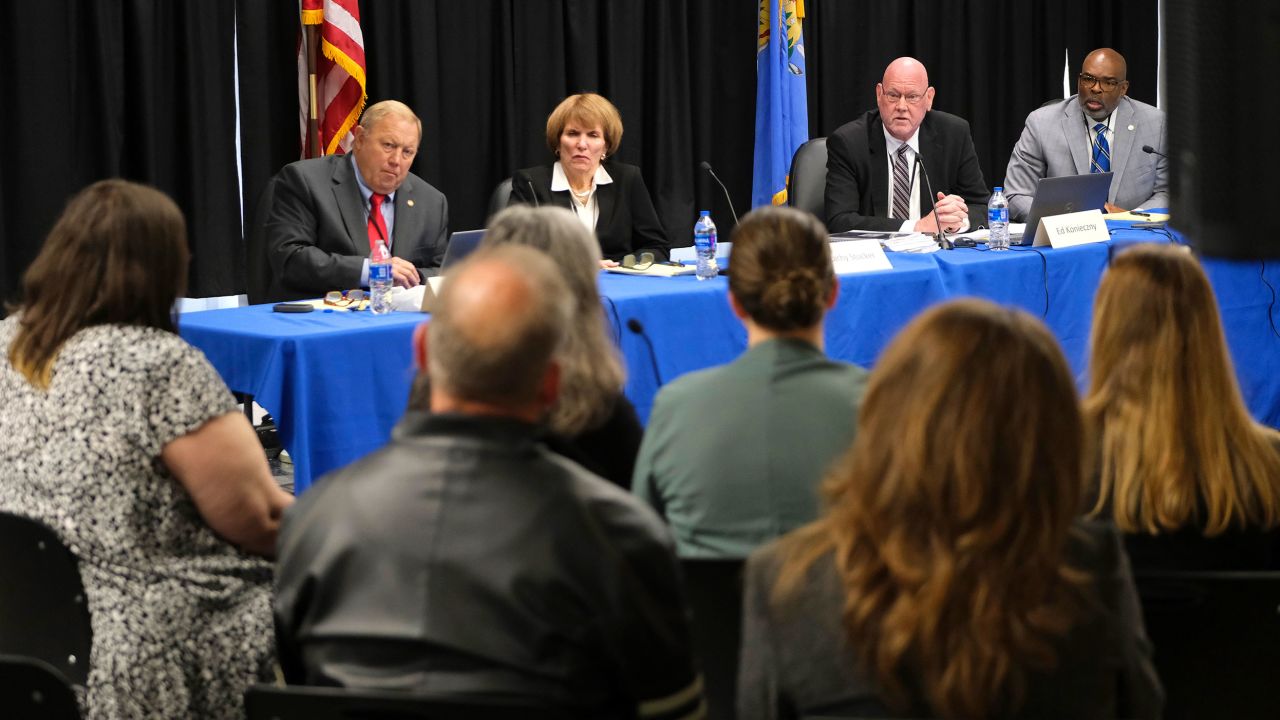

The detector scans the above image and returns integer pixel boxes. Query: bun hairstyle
[728,206,835,331]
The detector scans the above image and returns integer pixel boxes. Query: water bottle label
[695,230,711,252]
[371,263,392,283]
[988,207,1008,224]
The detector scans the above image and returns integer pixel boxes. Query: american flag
[298,0,367,157]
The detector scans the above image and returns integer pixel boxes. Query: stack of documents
[881,234,941,253]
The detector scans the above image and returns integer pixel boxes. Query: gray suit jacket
[1004,96,1168,222]
[266,154,449,300]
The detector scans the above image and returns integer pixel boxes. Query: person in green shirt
[632,206,869,558]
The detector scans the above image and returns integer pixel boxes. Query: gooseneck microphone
[1141,144,1169,159]
[626,318,665,387]
[698,161,740,225]
[914,153,952,250]
[526,179,540,207]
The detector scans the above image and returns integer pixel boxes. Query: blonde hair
[1086,243,1280,534]
[774,299,1088,719]
[360,100,422,138]
[544,93,624,156]
[482,205,627,434]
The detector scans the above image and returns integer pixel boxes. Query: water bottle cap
[699,210,710,216]
[994,186,1003,192]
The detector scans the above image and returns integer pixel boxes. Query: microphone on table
[626,318,665,388]
[526,179,540,207]
[1141,144,1169,159]
[913,153,953,250]
[698,161,740,225]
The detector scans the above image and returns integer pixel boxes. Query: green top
[632,338,869,558]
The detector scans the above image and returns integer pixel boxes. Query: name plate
[1034,209,1109,248]
[831,239,893,274]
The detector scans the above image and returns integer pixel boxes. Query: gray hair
[428,245,572,407]
[483,205,627,434]
[359,99,422,138]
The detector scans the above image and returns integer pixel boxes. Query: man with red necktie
[267,100,450,301]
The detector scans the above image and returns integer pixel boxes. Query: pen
[1131,211,1151,217]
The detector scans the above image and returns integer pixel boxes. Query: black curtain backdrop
[2,0,1156,303]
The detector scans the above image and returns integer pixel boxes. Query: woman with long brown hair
[738,299,1161,719]
[1087,243,1280,569]
[0,180,292,719]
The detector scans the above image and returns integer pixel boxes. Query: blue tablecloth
[180,224,1280,492]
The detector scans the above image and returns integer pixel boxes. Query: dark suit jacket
[825,109,989,232]
[266,154,449,301]
[510,162,670,261]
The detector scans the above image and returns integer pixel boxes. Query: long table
[180,224,1280,492]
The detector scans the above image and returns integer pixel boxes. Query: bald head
[426,245,572,413]
[882,57,929,87]
[1078,48,1130,121]
[876,57,936,141]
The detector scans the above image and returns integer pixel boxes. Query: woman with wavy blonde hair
[1087,243,1280,569]
[738,299,1162,720]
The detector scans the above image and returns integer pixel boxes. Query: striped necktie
[892,145,911,219]
[1090,123,1111,173]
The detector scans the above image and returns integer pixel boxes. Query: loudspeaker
[1165,1,1280,258]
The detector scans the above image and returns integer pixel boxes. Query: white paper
[831,239,894,273]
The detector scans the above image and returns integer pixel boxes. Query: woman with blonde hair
[510,92,670,264]
[738,299,1161,720]
[1087,243,1280,569]
[0,179,293,719]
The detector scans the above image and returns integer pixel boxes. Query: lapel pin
[1128,124,1135,131]
[407,199,415,207]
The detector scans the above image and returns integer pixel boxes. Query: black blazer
[510,162,671,261]
[266,154,450,301]
[824,109,989,233]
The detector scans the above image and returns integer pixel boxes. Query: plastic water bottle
[369,239,393,314]
[988,186,1010,251]
[694,210,719,280]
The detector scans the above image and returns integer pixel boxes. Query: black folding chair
[0,654,82,719]
[681,558,745,720]
[0,512,92,687]
[244,684,568,720]
[786,137,829,222]
[1135,570,1280,719]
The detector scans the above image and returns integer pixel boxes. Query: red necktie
[367,193,389,255]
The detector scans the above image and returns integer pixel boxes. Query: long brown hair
[728,206,835,332]
[775,299,1088,719]
[8,179,189,388]
[1086,243,1280,534]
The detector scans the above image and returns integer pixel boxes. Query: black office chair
[244,684,568,720]
[0,512,92,687]
[0,655,82,720]
[1135,570,1280,720]
[787,137,828,222]
[246,174,281,305]
[487,177,513,224]
[680,558,745,720]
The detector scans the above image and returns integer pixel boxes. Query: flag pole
[305,24,322,157]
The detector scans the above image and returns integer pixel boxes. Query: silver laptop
[1015,173,1113,245]
[441,229,486,268]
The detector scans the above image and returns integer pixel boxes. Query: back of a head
[781,298,1085,719]
[481,205,625,434]
[728,206,835,332]
[1088,243,1280,533]
[428,245,572,409]
[9,179,188,388]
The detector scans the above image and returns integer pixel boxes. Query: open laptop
[440,229,485,268]
[1015,172,1112,245]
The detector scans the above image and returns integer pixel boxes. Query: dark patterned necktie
[1091,123,1111,173]
[892,145,911,219]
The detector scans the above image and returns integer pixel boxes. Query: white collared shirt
[883,128,924,233]
[882,126,970,233]
[553,161,613,233]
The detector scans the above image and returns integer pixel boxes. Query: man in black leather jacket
[273,245,702,719]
